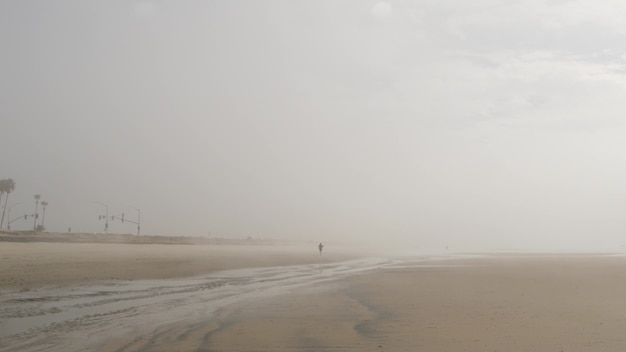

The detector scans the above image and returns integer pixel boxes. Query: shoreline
[5,252,626,351]
[0,241,363,290]
[200,254,626,351]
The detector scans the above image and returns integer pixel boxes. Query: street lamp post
[40,201,48,229]
[93,201,109,233]
[127,206,141,235]
[33,194,41,231]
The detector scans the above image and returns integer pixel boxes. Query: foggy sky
[2,0,626,251]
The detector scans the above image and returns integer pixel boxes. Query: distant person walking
[318,242,324,255]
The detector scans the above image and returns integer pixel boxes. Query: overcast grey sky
[2,0,626,250]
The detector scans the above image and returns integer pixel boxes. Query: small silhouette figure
[318,242,324,255]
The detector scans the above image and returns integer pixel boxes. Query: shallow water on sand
[0,255,469,352]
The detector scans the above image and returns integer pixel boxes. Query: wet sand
[196,255,626,352]
[0,242,358,290]
[4,249,626,351]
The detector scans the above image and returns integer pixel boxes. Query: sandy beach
[198,255,626,352]
[4,243,626,351]
[0,241,360,290]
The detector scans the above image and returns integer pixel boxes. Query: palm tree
[40,201,48,228]
[33,194,41,231]
[0,180,6,225]
[0,179,15,229]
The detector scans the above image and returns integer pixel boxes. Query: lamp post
[33,194,41,231]
[93,201,109,233]
[40,201,48,228]
[127,206,141,235]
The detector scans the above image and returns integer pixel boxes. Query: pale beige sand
[0,242,358,290]
[7,247,626,351]
[180,255,626,352]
